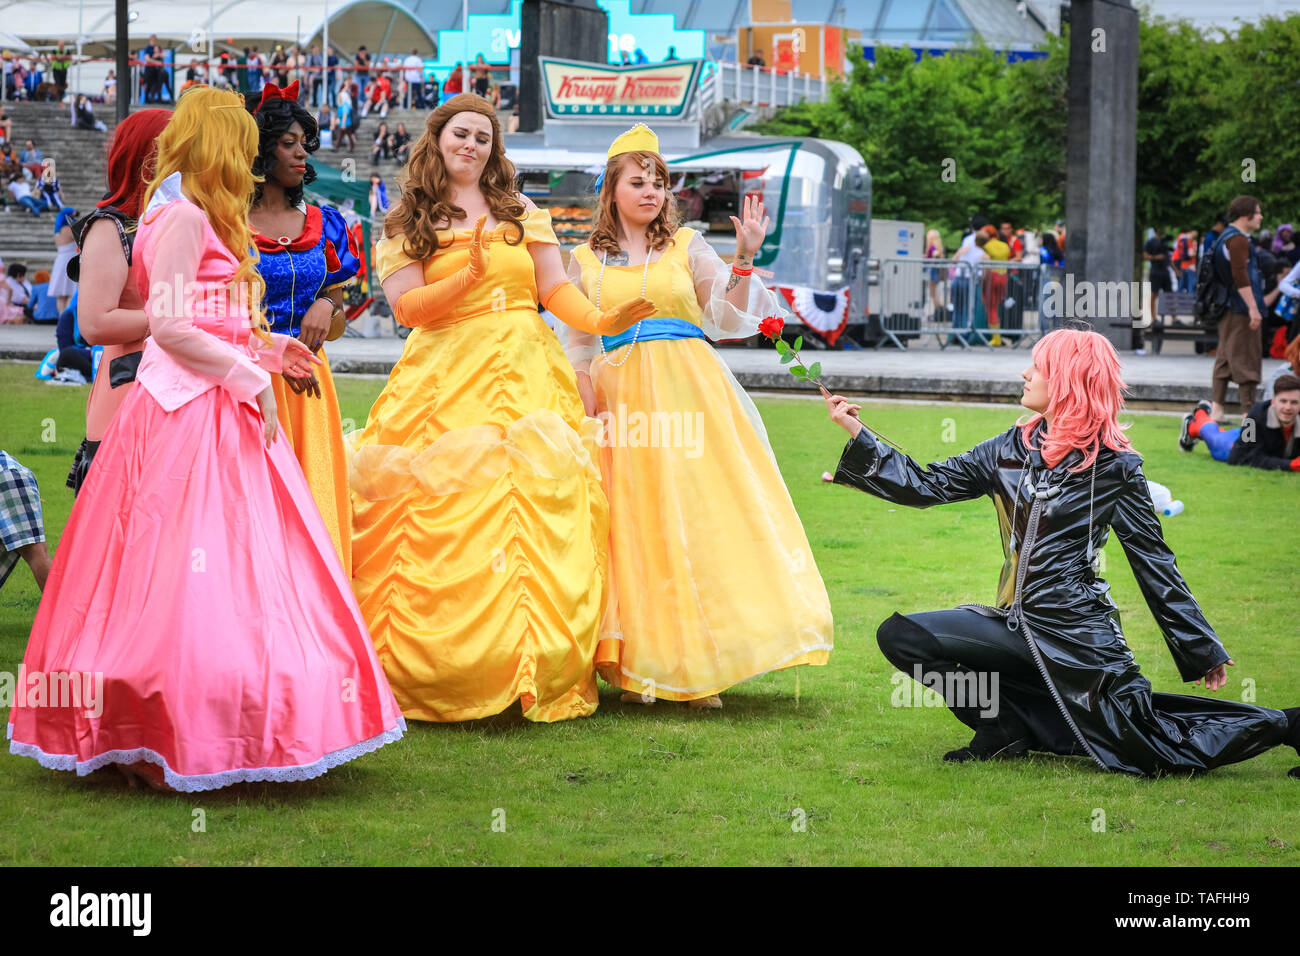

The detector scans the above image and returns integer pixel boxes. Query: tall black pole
[1064,0,1138,348]
[115,0,129,124]
[519,0,607,133]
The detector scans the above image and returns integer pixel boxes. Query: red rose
[758,316,785,339]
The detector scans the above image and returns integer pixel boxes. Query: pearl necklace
[596,248,652,368]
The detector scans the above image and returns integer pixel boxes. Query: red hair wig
[1019,328,1134,471]
[98,108,172,219]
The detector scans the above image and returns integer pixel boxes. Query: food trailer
[506,57,871,346]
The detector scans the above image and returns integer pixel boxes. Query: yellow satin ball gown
[349,209,609,722]
[565,228,834,701]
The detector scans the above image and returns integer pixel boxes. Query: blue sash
[602,317,705,352]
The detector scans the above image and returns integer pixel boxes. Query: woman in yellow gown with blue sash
[348,96,654,722]
[561,125,833,707]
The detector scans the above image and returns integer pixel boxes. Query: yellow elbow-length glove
[542,282,656,336]
[392,215,493,329]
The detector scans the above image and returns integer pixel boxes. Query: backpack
[1193,226,1238,324]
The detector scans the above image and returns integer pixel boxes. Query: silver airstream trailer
[503,130,872,344]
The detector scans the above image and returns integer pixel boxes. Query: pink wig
[1019,328,1133,471]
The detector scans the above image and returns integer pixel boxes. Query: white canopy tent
[0,30,35,53]
[0,0,436,98]
[0,1,436,57]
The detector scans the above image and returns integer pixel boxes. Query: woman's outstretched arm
[826,392,995,507]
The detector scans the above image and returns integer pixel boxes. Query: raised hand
[467,213,492,280]
[729,194,770,257]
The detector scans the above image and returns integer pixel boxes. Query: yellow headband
[607,123,659,160]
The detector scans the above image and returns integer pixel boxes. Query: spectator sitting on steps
[361,74,391,118]
[19,139,42,171]
[28,269,60,322]
[7,173,45,216]
[391,122,411,164]
[73,95,107,132]
[4,263,33,319]
[0,143,22,184]
[369,172,389,220]
[370,121,390,165]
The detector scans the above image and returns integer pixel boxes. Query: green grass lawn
[0,361,1295,866]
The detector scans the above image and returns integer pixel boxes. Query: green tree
[1135,15,1223,236]
[750,12,1300,250]
[750,38,1067,238]
[1192,14,1300,224]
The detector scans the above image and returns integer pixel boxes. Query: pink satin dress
[7,188,404,790]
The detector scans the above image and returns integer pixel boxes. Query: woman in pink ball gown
[7,87,404,792]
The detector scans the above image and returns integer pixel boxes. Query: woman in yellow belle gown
[561,125,833,706]
[349,95,653,722]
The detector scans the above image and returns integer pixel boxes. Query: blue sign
[859,44,1047,64]
[425,0,705,76]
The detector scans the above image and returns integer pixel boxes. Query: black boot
[944,722,1030,763]
[1283,707,1300,755]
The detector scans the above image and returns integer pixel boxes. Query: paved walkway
[2,323,1282,408]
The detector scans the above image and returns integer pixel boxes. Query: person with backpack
[1202,212,1226,257]
[1197,195,1265,423]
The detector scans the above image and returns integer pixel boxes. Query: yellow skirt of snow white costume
[271,349,352,577]
[348,210,609,723]
[573,239,833,702]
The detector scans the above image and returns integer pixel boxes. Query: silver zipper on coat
[1007,491,1107,770]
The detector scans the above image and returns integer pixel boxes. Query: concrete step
[0,99,509,267]
[2,101,122,268]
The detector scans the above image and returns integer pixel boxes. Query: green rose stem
[770,333,906,452]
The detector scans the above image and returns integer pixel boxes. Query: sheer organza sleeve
[556,251,601,375]
[143,202,272,404]
[688,231,791,341]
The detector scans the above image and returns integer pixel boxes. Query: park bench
[1148,291,1217,354]
[1113,291,1216,354]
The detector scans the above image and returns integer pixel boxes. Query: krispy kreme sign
[540,57,704,117]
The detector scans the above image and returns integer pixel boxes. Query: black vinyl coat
[833,423,1290,776]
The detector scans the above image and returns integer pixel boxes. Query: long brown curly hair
[385,93,524,258]
[588,151,680,258]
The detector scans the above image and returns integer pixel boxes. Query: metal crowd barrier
[717,61,827,108]
[875,258,1056,349]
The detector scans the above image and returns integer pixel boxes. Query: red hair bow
[254,81,300,113]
